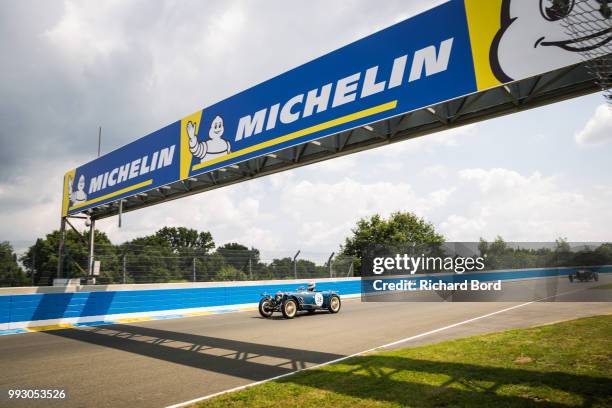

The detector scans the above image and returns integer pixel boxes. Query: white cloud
[440,168,611,242]
[420,165,448,178]
[278,177,449,249]
[575,104,612,145]
[96,184,281,251]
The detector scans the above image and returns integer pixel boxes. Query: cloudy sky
[1,0,611,260]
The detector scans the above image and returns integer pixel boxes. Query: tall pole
[57,217,67,279]
[327,252,335,278]
[88,218,96,277]
[292,250,301,280]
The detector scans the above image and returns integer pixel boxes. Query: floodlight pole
[87,218,96,277]
[293,250,301,279]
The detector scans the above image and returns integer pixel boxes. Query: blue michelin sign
[184,0,475,177]
[62,0,476,216]
[68,0,599,216]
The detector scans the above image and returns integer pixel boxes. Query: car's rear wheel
[594,273,599,281]
[281,298,298,319]
[258,299,274,318]
[569,275,574,282]
[328,295,341,314]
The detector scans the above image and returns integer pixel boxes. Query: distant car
[568,269,599,283]
[258,284,341,319]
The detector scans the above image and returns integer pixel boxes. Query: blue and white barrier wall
[0,277,360,331]
[1,266,610,332]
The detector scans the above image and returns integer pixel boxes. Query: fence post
[193,257,196,282]
[122,255,126,284]
[248,257,252,280]
[292,250,301,279]
[327,252,335,279]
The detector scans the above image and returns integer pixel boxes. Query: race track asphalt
[1,275,611,408]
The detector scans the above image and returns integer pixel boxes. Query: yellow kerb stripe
[26,324,74,332]
[69,179,153,210]
[192,100,398,172]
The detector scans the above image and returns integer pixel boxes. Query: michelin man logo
[68,174,87,206]
[186,115,231,163]
[492,0,612,82]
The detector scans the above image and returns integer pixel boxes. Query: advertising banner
[63,0,609,215]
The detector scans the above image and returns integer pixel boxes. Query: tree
[119,227,216,283]
[216,242,261,276]
[120,234,179,283]
[0,242,28,287]
[267,257,293,279]
[341,212,444,274]
[155,227,214,254]
[341,212,445,267]
[214,265,248,281]
[21,230,117,285]
[552,237,572,267]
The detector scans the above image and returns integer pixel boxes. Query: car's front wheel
[258,298,274,318]
[569,275,574,282]
[328,295,341,314]
[281,298,298,319]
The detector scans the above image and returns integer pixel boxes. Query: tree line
[1,211,611,286]
[9,226,351,285]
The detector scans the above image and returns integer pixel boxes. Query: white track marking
[166,288,586,408]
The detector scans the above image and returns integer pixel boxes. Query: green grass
[590,283,612,290]
[196,315,612,408]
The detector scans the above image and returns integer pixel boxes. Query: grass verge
[195,315,612,408]
[590,283,612,290]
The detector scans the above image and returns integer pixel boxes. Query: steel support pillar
[57,217,66,279]
[88,218,96,276]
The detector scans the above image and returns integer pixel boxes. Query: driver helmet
[307,282,316,291]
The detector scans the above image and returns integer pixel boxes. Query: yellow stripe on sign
[69,179,154,210]
[464,0,503,91]
[192,100,398,172]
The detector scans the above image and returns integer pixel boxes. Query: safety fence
[15,247,355,286]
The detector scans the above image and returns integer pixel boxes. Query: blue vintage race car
[258,283,341,319]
